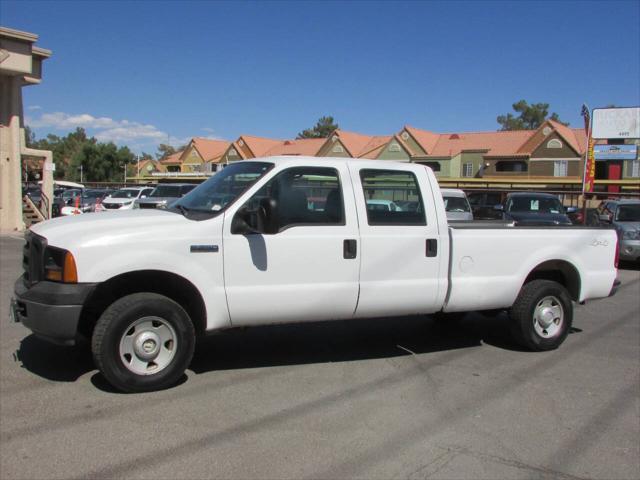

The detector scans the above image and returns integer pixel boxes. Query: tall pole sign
[581,104,595,195]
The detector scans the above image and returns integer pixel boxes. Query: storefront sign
[592,107,640,139]
[594,144,638,160]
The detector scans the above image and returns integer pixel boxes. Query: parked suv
[496,192,574,226]
[596,199,640,262]
[97,187,155,211]
[441,188,473,221]
[134,183,196,209]
[467,191,506,220]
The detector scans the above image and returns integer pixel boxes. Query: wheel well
[77,270,207,341]
[524,260,581,301]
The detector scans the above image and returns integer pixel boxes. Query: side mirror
[599,214,612,223]
[231,206,263,235]
[566,207,577,214]
[493,204,504,211]
[141,195,147,199]
[259,197,279,234]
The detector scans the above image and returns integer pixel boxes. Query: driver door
[222,163,360,326]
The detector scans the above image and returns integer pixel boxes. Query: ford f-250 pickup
[11,157,620,393]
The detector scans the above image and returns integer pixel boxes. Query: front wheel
[92,293,195,393]
[509,280,573,351]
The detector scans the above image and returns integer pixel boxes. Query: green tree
[24,125,37,147]
[156,143,177,160]
[297,116,339,139]
[497,100,569,130]
[69,142,134,182]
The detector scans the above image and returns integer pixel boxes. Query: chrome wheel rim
[533,296,564,338]
[119,317,177,375]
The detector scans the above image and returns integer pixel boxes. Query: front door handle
[343,239,357,259]
[426,239,438,257]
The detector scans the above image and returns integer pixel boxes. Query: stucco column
[0,76,25,233]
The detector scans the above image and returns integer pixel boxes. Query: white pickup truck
[12,157,620,392]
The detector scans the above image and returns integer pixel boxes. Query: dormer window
[389,143,401,152]
[547,139,562,149]
[332,144,344,153]
[401,131,410,141]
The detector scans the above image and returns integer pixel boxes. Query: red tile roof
[404,126,440,154]
[406,122,589,159]
[240,135,284,157]
[192,138,231,163]
[264,138,326,156]
[159,150,184,165]
[329,130,393,158]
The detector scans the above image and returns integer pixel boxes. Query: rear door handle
[343,239,357,259]
[426,239,438,257]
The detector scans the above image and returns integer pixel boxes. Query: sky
[2,0,640,154]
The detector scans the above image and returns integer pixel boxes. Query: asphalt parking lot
[0,234,638,480]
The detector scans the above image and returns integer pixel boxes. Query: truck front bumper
[11,279,97,346]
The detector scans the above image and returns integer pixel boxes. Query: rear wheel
[92,293,195,393]
[509,280,572,351]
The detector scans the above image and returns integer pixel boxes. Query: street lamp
[78,164,83,184]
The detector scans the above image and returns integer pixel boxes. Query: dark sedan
[496,192,574,226]
[134,183,196,209]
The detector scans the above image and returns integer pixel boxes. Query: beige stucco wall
[531,132,580,159]
[180,145,203,172]
[377,140,410,160]
[0,38,32,75]
[0,76,25,231]
[400,130,427,155]
[318,139,350,157]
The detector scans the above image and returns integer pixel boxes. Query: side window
[248,167,344,231]
[359,169,426,226]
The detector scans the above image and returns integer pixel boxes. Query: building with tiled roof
[180,138,231,173]
[159,150,184,172]
[384,121,596,179]
[316,130,393,159]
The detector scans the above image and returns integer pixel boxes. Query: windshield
[507,196,564,214]
[615,204,640,222]
[150,185,183,197]
[172,161,274,215]
[83,190,107,199]
[111,189,139,199]
[443,196,470,212]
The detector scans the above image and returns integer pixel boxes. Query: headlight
[622,230,639,240]
[44,247,78,283]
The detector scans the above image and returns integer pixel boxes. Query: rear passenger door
[349,165,444,317]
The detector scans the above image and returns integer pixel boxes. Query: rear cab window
[359,169,426,225]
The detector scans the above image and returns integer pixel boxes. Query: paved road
[1,234,638,479]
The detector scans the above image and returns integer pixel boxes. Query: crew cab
[11,157,619,393]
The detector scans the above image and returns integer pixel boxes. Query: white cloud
[25,111,182,149]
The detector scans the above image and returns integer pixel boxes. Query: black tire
[509,280,572,351]
[92,293,195,393]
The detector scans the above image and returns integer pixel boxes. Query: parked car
[366,199,402,211]
[134,183,196,209]
[441,188,473,221]
[596,199,640,262]
[12,157,619,392]
[467,191,507,220]
[496,192,574,226]
[97,186,155,211]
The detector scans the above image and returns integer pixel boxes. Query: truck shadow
[189,312,528,374]
[15,312,535,390]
